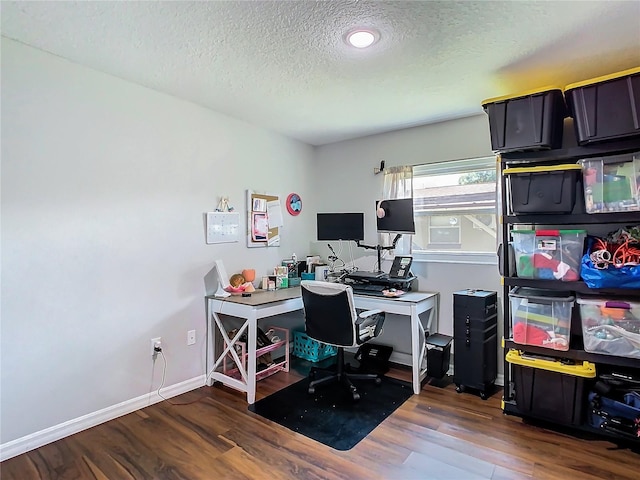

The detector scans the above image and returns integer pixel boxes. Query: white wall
[0,39,316,451]
[1,39,505,458]
[311,116,503,359]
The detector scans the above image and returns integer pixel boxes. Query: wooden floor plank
[1,363,638,479]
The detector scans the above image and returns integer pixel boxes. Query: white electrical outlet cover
[151,337,162,356]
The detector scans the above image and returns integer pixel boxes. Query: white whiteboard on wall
[206,212,240,244]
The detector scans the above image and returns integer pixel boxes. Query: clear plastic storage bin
[579,152,640,213]
[509,287,574,351]
[577,297,640,359]
[511,229,586,281]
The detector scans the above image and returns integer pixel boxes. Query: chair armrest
[356,309,386,343]
[357,309,384,322]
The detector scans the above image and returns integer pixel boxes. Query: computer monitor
[317,212,365,241]
[376,198,416,234]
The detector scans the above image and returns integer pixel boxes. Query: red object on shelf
[513,322,550,346]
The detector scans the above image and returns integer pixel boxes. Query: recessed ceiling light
[345,29,379,48]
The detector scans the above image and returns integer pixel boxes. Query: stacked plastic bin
[577,297,640,360]
[486,67,640,442]
[565,67,640,146]
[483,67,640,154]
[511,229,586,282]
[579,152,640,214]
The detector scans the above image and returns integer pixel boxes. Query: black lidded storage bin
[565,67,640,145]
[503,164,582,214]
[506,350,596,425]
[482,87,566,153]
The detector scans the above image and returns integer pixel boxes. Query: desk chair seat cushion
[300,280,385,348]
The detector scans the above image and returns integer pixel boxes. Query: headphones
[376,200,386,219]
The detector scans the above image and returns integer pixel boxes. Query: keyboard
[351,284,386,296]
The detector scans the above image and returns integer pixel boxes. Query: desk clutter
[222,268,256,295]
[250,253,418,295]
[257,254,325,290]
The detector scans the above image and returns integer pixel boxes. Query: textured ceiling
[2,1,639,146]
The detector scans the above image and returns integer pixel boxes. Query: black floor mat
[249,375,413,451]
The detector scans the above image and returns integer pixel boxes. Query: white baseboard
[1,360,504,462]
[390,351,412,366]
[0,375,206,462]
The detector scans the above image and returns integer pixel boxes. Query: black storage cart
[453,289,498,400]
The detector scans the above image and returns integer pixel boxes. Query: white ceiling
[2,1,639,146]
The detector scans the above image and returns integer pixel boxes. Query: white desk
[205,287,439,404]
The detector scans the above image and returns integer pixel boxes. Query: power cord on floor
[155,349,209,406]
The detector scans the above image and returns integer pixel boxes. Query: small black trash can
[426,333,452,379]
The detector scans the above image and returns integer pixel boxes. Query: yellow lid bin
[565,67,640,145]
[505,349,595,425]
[482,87,566,153]
[503,164,582,214]
[506,350,596,377]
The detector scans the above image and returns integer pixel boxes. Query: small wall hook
[374,160,385,174]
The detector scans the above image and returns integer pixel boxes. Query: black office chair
[300,280,386,401]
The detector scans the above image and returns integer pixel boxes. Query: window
[412,156,498,264]
[428,215,461,246]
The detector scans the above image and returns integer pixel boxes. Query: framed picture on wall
[251,212,268,242]
[247,190,281,247]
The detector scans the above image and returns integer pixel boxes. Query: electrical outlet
[151,337,162,357]
[187,330,196,346]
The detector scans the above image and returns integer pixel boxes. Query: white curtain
[382,165,413,199]
[380,165,413,255]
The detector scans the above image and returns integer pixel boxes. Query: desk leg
[410,304,422,394]
[206,302,250,394]
[206,299,213,386]
[246,311,257,404]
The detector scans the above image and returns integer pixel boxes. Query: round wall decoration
[286,193,302,216]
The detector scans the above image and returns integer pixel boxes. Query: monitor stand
[356,234,403,274]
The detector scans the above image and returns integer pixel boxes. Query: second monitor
[376,198,415,234]
[316,212,365,241]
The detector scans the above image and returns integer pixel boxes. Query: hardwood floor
[2,362,638,479]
